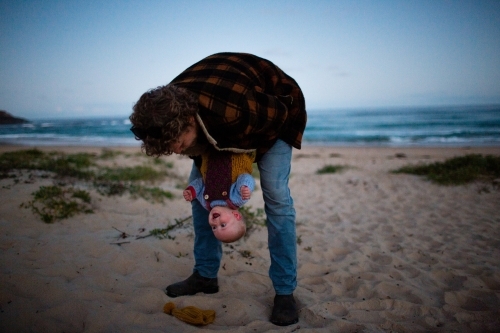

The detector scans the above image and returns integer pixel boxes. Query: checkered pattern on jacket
[170,52,307,160]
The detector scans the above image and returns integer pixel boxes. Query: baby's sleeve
[187,177,207,206]
[229,173,255,207]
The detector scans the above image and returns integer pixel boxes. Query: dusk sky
[1,0,499,119]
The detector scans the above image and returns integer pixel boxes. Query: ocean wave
[1,109,499,147]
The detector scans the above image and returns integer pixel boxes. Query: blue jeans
[189,139,297,295]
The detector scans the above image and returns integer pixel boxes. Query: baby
[183,173,254,243]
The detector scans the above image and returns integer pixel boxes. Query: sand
[1,145,499,332]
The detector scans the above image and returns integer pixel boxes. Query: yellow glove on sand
[163,302,216,326]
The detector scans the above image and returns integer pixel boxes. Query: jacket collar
[195,113,255,154]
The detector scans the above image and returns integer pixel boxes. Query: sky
[1,0,500,119]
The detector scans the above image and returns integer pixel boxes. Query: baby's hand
[183,189,193,202]
[240,185,251,200]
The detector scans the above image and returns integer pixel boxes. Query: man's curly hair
[130,85,198,157]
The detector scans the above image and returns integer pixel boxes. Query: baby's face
[209,206,244,242]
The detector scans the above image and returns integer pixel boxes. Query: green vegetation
[96,165,165,182]
[238,250,253,258]
[128,184,174,203]
[20,185,93,223]
[2,148,271,244]
[98,149,122,160]
[239,205,266,238]
[148,216,192,240]
[316,164,348,174]
[1,148,176,222]
[150,157,174,168]
[392,154,500,185]
[251,163,260,179]
[0,149,96,180]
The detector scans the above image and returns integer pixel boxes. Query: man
[130,52,306,326]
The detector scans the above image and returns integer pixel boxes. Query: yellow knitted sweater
[199,151,255,183]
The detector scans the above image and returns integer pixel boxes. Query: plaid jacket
[170,52,307,160]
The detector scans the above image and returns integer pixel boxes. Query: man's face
[169,124,198,154]
[171,117,210,156]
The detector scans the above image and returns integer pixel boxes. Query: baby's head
[208,206,246,243]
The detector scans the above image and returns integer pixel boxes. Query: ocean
[1,105,499,147]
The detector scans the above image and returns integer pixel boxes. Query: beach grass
[128,184,174,202]
[0,149,96,180]
[96,165,166,182]
[237,205,266,239]
[148,216,193,240]
[20,185,94,223]
[316,164,348,174]
[1,148,175,222]
[392,154,500,185]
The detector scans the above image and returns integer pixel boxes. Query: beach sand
[1,145,499,332]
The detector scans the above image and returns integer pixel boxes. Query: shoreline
[1,142,500,152]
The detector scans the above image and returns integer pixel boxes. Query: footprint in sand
[431,270,467,291]
[480,274,500,290]
[393,263,421,278]
[375,281,424,305]
[444,290,496,311]
[368,252,393,266]
[300,276,328,293]
[407,249,439,267]
[301,302,349,327]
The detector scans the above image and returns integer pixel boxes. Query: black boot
[165,271,219,298]
[270,294,299,326]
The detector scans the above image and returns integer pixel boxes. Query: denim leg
[189,163,222,278]
[258,139,297,295]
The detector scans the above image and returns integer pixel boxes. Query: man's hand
[240,185,251,200]
[183,189,194,202]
